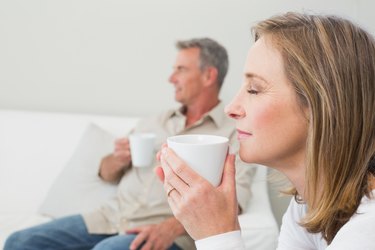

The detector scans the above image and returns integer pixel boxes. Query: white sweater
[196,190,375,250]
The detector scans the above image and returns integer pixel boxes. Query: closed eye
[247,89,258,95]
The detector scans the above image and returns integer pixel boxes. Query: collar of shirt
[167,101,226,129]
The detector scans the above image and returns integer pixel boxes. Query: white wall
[1,0,374,116]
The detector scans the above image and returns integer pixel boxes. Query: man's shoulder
[135,109,176,129]
[145,109,176,122]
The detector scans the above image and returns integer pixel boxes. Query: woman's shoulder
[356,189,375,214]
[328,190,375,249]
[278,198,327,250]
[348,190,375,226]
[284,197,307,219]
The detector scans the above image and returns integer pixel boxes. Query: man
[5,38,254,250]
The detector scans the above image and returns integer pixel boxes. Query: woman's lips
[237,129,252,140]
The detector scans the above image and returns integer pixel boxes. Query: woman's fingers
[155,147,240,240]
[154,166,165,182]
[219,154,239,214]
[220,154,237,192]
[156,143,167,162]
[161,147,203,187]
[160,153,189,196]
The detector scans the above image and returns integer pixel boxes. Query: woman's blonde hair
[253,12,375,243]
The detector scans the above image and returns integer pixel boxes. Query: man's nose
[168,72,177,84]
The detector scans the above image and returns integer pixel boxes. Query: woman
[155,12,375,249]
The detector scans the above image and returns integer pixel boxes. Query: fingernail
[162,147,167,156]
[228,145,235,154]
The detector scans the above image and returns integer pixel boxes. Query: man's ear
[203,67,218,87]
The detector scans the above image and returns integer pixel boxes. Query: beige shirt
[83,102,255,250]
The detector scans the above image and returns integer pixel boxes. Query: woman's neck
[270,153,306,199]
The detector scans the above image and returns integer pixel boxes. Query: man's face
[169,48,206,106]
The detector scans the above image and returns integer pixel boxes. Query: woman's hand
[155,146,240,240]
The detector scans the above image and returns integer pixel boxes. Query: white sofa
[0,109,279,249]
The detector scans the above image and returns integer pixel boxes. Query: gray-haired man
[5,38,254,250]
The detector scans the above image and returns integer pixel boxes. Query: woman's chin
[239,148,258,164]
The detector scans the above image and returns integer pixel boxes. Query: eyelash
[247,89,258,95]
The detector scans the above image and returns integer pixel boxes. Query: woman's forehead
[244,37,286,85]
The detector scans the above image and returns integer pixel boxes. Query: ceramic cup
[167,134,229,186]
[129,133,156,167]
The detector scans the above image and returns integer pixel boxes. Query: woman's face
[225,37,308,169]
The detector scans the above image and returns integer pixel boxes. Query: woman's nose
[225,94,246,120]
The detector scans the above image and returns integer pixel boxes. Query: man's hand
[126,218,185,250]
[99,138,132,182]
[113,138,132,166]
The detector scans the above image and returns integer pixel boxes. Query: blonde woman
[156,12,375,249]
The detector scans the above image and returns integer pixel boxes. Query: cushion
[38,123,118,218]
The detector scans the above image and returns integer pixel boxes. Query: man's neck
[184,98,220,127]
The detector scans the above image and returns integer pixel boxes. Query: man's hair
[176,38,228,90]
[253,12,375,243]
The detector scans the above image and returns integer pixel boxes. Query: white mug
[167,134,229,186]
[129,133,156,167]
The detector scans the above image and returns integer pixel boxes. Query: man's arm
[126,217,186,250]
[99,138,132,183]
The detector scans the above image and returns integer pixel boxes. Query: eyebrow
[244,73,268,84]
[174,65,188,70]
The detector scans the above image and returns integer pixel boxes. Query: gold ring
[167,187,176,197]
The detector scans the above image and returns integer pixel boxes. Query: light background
[1,0,374,116]
[1,0,374,226]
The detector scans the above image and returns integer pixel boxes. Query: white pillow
[38,123,118,218]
